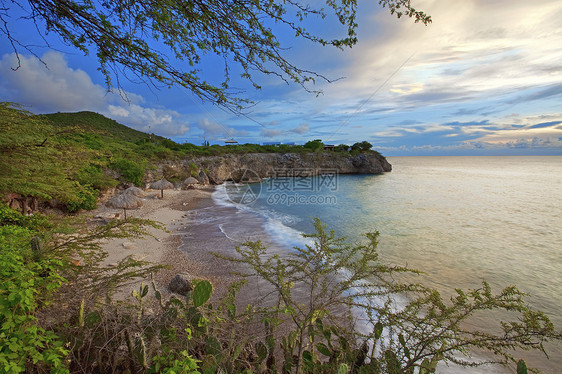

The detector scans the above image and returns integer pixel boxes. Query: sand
[91,186,217,298]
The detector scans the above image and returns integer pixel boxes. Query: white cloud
[290,123,310,134]
[0,51,106,112]
[107,104,189,136]
[316,0,562,114]
[261,128,283,138]
[0,51,191,137]
[196,118,247,140]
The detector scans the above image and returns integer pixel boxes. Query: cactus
[517,360,528,374]
[78,298,85,327]
[192,280,213,307]
[30,236,42,261]
[337,363,349,374]
[151,274,164,309]
[137,335,148,369]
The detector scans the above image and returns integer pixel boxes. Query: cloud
[261,129,283,138]
[290,123,310,134]
[0,51,191,137]
[316,0,562,114]
[107,104,189,136]
[196,118,247,139]
[0,51,107,112]
[507,84,562,105]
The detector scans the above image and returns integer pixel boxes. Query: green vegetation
[1,207,559,373]
[218,219,561,373]
[351,141,373,152]
[304,139,325,152]
[0,205,68,373]
[0,203,163,373]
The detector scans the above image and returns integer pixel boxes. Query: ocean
[184,156,562,372]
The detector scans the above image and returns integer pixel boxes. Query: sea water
[186,156,562,372]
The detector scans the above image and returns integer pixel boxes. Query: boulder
[169,273,193,296]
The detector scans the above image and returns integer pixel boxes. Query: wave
[212,183,310,252]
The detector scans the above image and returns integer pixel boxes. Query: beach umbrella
[123,186,145,197]
[150,179,174,198]
[105,193,143,219]
[183,177,199,186]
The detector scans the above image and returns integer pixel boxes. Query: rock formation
[151,152,392,185]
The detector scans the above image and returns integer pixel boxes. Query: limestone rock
[149,152,392,185]
[122,241,136,249]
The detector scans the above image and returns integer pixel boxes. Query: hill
[0,102,388,213]
[40,111,165,144]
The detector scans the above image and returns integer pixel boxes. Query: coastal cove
[179,155,561,373]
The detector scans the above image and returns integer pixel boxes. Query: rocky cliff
[151,152,392,186]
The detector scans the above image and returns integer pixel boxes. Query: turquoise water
[203,155,562,372]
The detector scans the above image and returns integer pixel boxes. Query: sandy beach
[91,186,223,298]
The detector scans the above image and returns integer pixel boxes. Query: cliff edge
[152,152,392,185]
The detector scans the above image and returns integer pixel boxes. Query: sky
[1,0,561,156]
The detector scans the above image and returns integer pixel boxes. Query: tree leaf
[316,342,331,356]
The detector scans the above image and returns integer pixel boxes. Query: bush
[65,183,98,213]
[219,219,561,373]
[335,144,350,152]
[351,141,373,152]
[75,164,118,191]
[111,157,146,186]
[0,224,68,373]
[304,139,324,152]
[0,204,51,230]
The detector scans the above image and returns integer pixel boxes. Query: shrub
[0,225,68,373]
[304,139,324,152]
[111,157,146,186]
[75,164,118,191]
[219,219,562,373]
[0,204,50,231]
[65,183,98,213]
[351,141,373,152]
[335,144,350,152]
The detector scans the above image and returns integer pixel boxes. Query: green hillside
[0,102,295,212]
[40,111,162,143]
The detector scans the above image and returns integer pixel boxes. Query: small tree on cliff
[351,141,373,152]
[304,139,325,152]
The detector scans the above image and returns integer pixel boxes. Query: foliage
[41,111,151,144]
[0,204,50,231]
[0,202,167,373]
[335,144,350,152]
[304,139,325,152]
[75,164,119,191]
[0,102,94,203]
[111,157,147,186]
[351,141,373,152]
[2,1,430,112]
[0,213,68,373]
[64,183,99,213]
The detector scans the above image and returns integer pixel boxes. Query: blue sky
[1,0,561,156]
